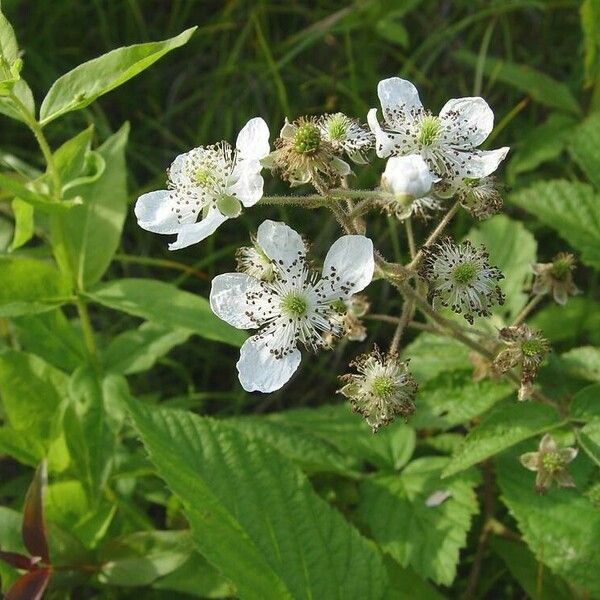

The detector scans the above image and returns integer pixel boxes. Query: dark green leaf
[569,112,600,188]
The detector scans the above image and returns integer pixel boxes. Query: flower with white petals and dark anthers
[338,347,417,433]
[210,220,374,393]
[520,433,577,493]
[420,237,505,324]
[317,112,374,164]
[264,117,351,194]
[380,154,441,220]
[493,324,550,400]
[135,117,270,250]
[367,77,509,182]
[532,252,580,305]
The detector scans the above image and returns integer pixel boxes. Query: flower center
[326,114,348,141]
[372,375,395,398]
[194,166,216,187]
[281,292,308,318]
[417,115,441,146]
[294,123,321,154]
[542,451,565,474]
[452,261,477,285]
[521,338,545,357]
[551,257,572,280]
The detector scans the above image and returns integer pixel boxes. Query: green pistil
[417,115,441,146]
[195,167,214,187]
[326,114,348,141]
[281,293,308,318]
[294,123,321,154]
[521,338,546,357]
[452,261,477,285]
[542,451,564,474]
[551,258,571,280]
[372,376,395,398]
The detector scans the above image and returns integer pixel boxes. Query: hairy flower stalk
[520,433,577,493]
[420,237,505,324]
[265,117,351,194]
[532,252,580,305]
[493,324,550,400]
[339,347,417,432]
[210,220,374,392]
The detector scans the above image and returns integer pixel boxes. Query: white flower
[420,237,505,324]
[135,117,270,250]
[380,154,442,220]
[367,77,509,181]
[210,220,375,393]
[317,113,374,164]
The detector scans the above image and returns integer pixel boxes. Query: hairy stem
[512,294,544,326]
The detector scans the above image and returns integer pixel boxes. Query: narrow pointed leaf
[22,461,49,563]
[0,551,37,571]
[5,568,51,600]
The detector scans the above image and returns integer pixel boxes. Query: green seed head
[542,451,565,474]
[281,292,308,318]
[371,375,395,398]
[521,338,546,357]
[294,123,321,154]
[326,114,348,141]
[417,115,441,147]
[452,261,477,285]
[195,167,215,187]
[551,256,572,280]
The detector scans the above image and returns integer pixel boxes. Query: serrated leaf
[569,112,600,188]
[265,403,416,471]
[125,398,389,600]
[570,383,600,420]
[103,322,191,375]
[86,278,245,347]
[40,28,196,125]
[560,347,600,382]
[357,457,480,585]
[454,50,581,115]
[510,180,600,270]
[496,443,600,595]
[56,123,129,287]
[410,369,512,430]
[468,215,537,319]
[442,400,561,478]
[0,256,71,317]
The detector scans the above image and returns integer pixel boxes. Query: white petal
[331,156,351,176]
[210,273,268,329]
[229,161,264,207]
[236,117,270,161]
[135,189,188,234]
[377,77,423,125]
[321,235,374,299]
[463,147,510,178]
[168,151,191,186]
[237,335,301,392]
[256,220,306,273]
[439,97,495,147]
[382,155,437,198]
[368,108,402,158]
[168,209,228,250]
[280,119,296,139]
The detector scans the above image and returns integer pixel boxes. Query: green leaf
[507,113,577,181]
[581,0,600,88]
[226,415,356,476]
[376,17,409,48]
[103,322,191,375]
[402,333,471,383]
[56,123,129,287]
[0,351,67,450]
[468,215,537,320]
[53,125,94,185]
[490,537,573,600]
[569,112,600,188]
[266,403,416,471]
[0,79,34,123]
[9,198,33,250]
[0,255,71,317]
[98,531,194,587]
[510,180,600,270]
[410,369,512,430]
[0,5,19,64]
[570,383,600,420]
[125,399,389,600]
[357,457,480,585]
[454,50,581,115]
[39,28,196,125]
[496,443,600,596]
[383,560,445,600]
[86,278,246,347]
[560,347,600,382]
[442,400,561,478]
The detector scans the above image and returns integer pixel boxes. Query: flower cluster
[532,252,580,305]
